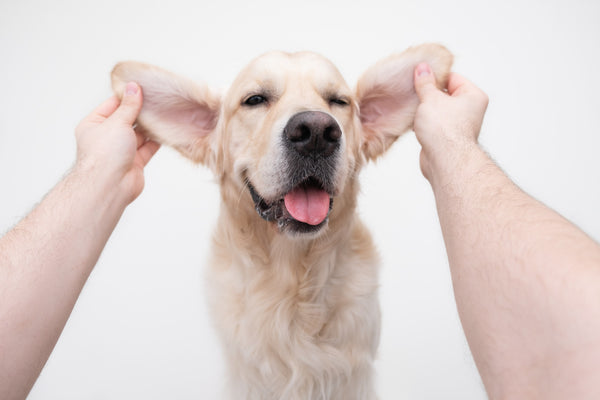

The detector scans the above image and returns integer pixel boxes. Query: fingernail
[125,82,139,96]
[416,63,432,77]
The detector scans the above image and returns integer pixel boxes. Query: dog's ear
[111,61,220,166]
[356,44,453,161]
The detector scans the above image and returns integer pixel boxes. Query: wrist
[71,157,132,211]
[420,139,483,186]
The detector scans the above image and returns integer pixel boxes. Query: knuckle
[476,89,489,107]
[74,121,85,137]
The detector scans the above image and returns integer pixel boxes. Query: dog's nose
[284,111,341,157]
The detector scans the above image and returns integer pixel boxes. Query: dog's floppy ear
[111,61,220,166]
[356,43,453,161]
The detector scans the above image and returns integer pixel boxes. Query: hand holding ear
[74,82,160,205]
[413,63,489,181]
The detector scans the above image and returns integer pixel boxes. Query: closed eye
[329,96,350,107]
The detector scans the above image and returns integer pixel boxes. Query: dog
[111,43,452,399]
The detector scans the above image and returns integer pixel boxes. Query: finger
[447,73,474,97]
[414,63,440,102]
[93,96,121,119]
[109,82,143,126]
[137,140,161,167]
[135,131,146,149]
[134,124,151,145]
[80,96,120,126]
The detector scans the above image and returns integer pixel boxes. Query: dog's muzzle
[247,111,342,235]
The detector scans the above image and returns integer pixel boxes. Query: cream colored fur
[112,44,452,399]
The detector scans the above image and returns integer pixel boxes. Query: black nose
[283,111,342,158]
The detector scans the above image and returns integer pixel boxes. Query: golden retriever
[111,43,452,399]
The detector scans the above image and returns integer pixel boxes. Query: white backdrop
[1,0,599,399]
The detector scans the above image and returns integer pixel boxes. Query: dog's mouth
[247,177,333,234]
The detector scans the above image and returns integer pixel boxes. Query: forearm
[0,163,129,400]
[430,144,600,399]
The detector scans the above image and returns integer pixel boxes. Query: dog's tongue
[284,186,330,226]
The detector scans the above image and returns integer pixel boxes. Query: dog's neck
[206,176,380,398]
[210,190,366,340]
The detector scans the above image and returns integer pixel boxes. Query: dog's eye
[329,97,350,107]
[243,95,268,106]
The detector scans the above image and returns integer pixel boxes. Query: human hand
[74,82,160,205]
[413,63,489,181]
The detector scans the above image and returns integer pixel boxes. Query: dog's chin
[247,178,333,237]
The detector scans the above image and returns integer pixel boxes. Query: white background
[1,0,599,399]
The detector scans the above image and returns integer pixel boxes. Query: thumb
[414,63,440,102]
[110,82,143,126]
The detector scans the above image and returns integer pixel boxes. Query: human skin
[413,63,600,399]
[2,64,599,400]
[0,83,159,400]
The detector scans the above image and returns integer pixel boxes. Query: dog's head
[112,44,452,237]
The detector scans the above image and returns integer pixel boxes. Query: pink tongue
[284,186,330,226]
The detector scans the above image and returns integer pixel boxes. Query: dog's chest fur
[206,207,381,400]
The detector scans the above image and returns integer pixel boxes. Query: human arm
[413,64,600,399]
[0,83,160,400]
